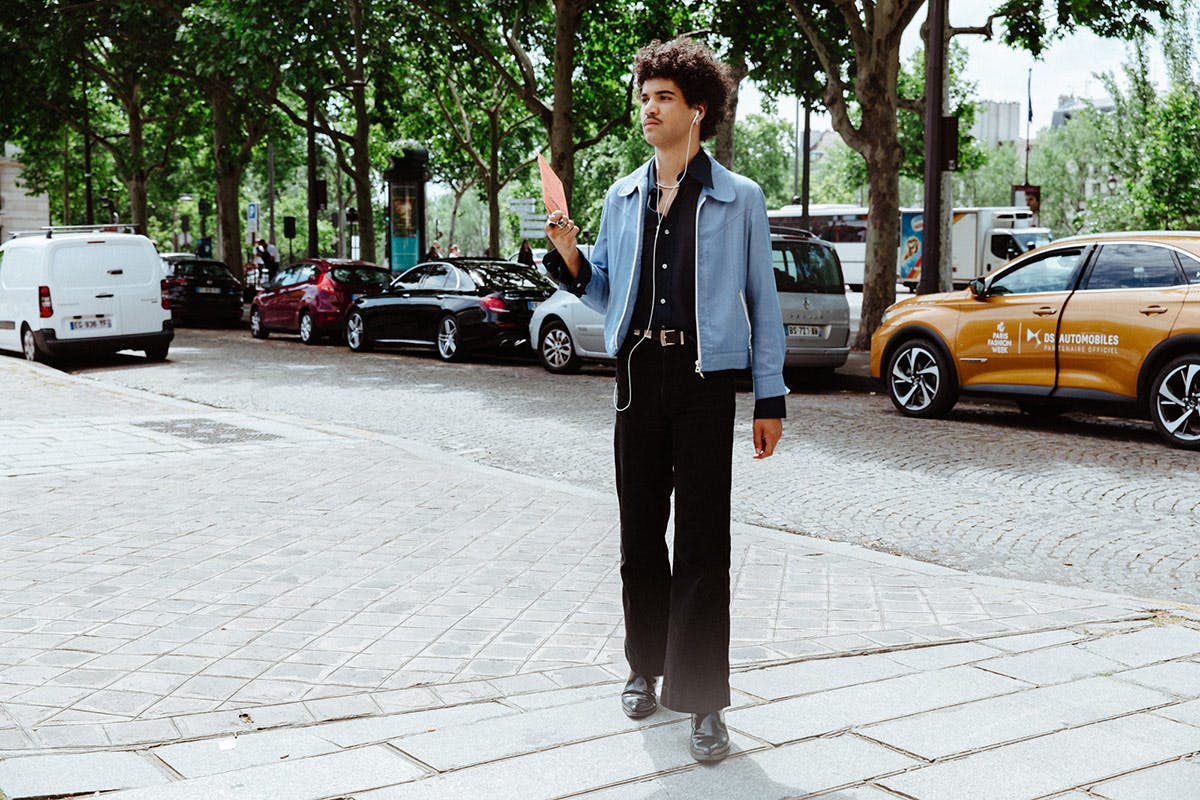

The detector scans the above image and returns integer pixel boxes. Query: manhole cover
[133,418,282,445]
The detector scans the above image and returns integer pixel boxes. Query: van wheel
[21,326,46,363]
[250,307,269,339]
[886,339,958,418]
[144,343,169,362]
[299,311,318,345]
[539,319,580,373]
[1150,355,1200,450]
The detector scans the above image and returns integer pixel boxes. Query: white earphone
[693,110,701,125]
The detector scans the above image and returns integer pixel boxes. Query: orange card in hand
[538,153,569,220]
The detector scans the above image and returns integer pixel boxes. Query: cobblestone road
[75,327,1200,604]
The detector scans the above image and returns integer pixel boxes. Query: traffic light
[346,207,358,224]
[314,180,328,210]
[179,214,190,233]
[283,216,296,239]
[197,198,210,216]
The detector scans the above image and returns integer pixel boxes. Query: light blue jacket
[565,155,788,402]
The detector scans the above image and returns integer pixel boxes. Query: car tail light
[479,295,508,313]
[38,286,53,318]
[317,271,337,293]
[160,279,171,309]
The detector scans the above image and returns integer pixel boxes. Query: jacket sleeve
[744,185,789,403]
[542,191,613,313]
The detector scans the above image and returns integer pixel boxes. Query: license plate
[69,318,113,331]
[196,287,221,294]
[788,324,822,337]
[528,300,541,310]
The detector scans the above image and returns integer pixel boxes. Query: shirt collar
[647,149,714,192]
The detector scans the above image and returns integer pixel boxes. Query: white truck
[898,206,1052,291]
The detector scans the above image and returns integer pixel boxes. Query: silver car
[529,232,850,374]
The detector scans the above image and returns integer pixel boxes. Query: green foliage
[954,143,1024,207]
[896,43,986,180]
[733,114,796,208]
[1131,88,1200,228]
[809,138,867,205]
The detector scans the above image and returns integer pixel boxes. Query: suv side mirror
[968,278,987,299]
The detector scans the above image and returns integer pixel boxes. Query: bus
[768,204,869,290]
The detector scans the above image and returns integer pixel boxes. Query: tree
[404,0,688,208]
[732,115,796,208]
[773,0,1168,348]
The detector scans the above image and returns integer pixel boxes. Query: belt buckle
[659,329,681,346]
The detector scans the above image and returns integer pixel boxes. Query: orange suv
[871,232,1200,449]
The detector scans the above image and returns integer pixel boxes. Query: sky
[737,0,1171,136]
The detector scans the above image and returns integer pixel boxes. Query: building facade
[0,145,50,240]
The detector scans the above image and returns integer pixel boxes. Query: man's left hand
[752,418,782,459]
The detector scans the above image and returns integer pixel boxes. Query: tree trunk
[550,0,584,207]
[351,84,375,263]
[487,109,501,258]
[713,52,748,170]
[210,86,245,271]
[127,173,149,234]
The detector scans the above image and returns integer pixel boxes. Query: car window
[466,263,555,291]
[419,264,454,290]
[990,233,1023,261]
[988,248,1084,295]
[393,266,427,290]
[177,261,236,281]
[1085,244,1185,290]
[772,241,843,294]
[332,266,391,286]
[451,267,474,290]
[1180,252,1200,284]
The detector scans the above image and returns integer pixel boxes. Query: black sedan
[344,259,554,361]
[164,259,244,326]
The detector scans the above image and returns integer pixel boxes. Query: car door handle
[401,293,411,298]
[95,293,114,298]
[1140,305,1169,315]
[1033,306,1057,316]
[107,269,124,275]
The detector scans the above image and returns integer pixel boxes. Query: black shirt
[629,151,709,335]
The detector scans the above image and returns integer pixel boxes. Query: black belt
[631,328,689,346]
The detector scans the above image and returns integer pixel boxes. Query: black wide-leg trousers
[614,340,735,713]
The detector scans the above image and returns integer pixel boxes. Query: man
[543,38,786,763]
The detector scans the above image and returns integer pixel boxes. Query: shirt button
[661,263,668,270]
[659,298,666,304]
[664,229,670,235]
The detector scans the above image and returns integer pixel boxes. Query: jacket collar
[616,150,736,202]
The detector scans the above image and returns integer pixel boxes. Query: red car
[249,259,392,344]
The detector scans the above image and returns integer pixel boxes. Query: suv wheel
[299,311,318,345]
[886,339,958,418]
[250,307,269,339]
[1150,355,1200,450]
[539,319,580,374]
[21,325,45,363]
[144,343,169,362]
[436,314,463,362]
[346,311,372,352]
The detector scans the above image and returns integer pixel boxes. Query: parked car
[164,259,243,326]
[249,259,391,344]
[159,251,196,276]
[528,231,851,374]
[344,258,554,361]
[870,231,1200,449]
[0,225,172,362]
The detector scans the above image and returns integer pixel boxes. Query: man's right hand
[545,210,582,278]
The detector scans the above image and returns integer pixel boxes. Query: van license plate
[788,324,821,337]
[70,318,113,331]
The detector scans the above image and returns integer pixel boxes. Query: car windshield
[465,263,555,291]
[772,241,844,293]
[176,261,236,281]
[332,267,391,285]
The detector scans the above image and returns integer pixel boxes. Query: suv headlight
[880,307,895,324]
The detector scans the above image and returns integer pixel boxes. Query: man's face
[640,77,698,151]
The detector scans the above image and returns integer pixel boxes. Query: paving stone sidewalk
[0,358,1198,800]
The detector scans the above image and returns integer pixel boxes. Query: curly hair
[633,38,732,141]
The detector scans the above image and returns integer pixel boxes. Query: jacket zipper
[613,184,644,353]
[693,195,706,376]
[739,290,752,350]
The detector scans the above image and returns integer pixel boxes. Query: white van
[0,226,173,362]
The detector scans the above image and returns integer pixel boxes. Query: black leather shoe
[690,710,730,762]
[621,673,658,719]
